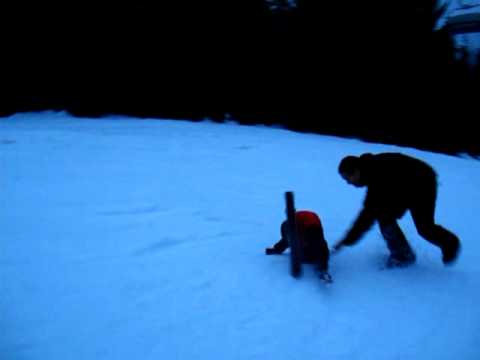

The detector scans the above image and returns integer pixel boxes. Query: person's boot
[441,236,461,265]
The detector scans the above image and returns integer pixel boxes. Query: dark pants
[378,185,460,263]
[378,220,416,263]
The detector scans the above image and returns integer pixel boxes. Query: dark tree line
[1,1,478,155]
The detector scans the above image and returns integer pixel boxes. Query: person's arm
[310,226,330,272]
[265,238,289,255]
[316,241,333,283]
[333,205,376,251]
[317,243,330,272]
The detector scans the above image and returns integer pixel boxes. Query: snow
[1,112,479,359]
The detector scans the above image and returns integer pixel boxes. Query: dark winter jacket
[342,152,438,246]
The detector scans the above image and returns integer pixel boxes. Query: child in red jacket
[265,210,332,282]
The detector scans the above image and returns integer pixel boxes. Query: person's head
[338,155,364,187]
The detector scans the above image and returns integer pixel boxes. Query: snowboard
[285,191,302,278]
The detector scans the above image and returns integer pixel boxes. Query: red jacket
[295,210,322,229]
